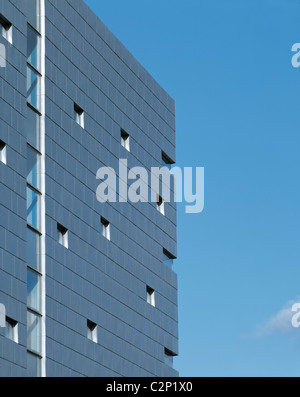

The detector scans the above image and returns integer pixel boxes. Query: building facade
[0,0,178,377]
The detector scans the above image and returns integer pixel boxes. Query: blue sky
[85,0,300,376]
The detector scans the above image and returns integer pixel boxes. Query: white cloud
[251,297,300,337]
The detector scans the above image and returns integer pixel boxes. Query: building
[0,0,178,377]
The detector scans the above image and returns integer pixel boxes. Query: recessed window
[27,227,41,272]
[27,311,41,354]
[27,105,40,150]
[27,186,40,230]
[121,129,130,151]
[157,195,165,215]
[57,223,68,248]
[101,217,110,241]
[162,151,174,170]
[0,140,7,164]
[27,65,41,111]
[164,348,176,367]
[27,24,41,72]
[0,15,12,44]
[74,103,84,128]
[5,317,18,343]
[27,351,41,377]
[146,286,155,307]
[163,249,175,270]
[87,320,97,343]
[27,145,40,190]
[27,268,41,312]
[25,0,40,32]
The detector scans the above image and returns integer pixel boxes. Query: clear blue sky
[85,0,300,376]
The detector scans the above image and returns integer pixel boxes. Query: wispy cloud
[248,297,300,338]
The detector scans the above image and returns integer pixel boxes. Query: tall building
[0,0,178,377]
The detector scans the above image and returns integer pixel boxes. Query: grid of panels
[0,0,178,377]
[43,0,178,377]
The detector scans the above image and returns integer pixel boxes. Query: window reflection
[27,146,40,189]
[26,0,40,32]
[27,311,41,354]
[27,186,40,230]
[27,227,40,271]
[27,269,40,312]
[27,66,40,110]
[27,25,40,71]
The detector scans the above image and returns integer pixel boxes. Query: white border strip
[40,0,46,377]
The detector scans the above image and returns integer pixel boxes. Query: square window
[87,320,97,343]
[162,151,174,170]
[57,223,68,248]
[74,103,84,128]
[163,249,175,270]
[0,15,12,44]
[157,195,165,215]
[121,129,130,151]
[164,348,176,367]
[0,140,6,164]
[101,217,110,241]
[5,317,18,343]
[146,286,155,307]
